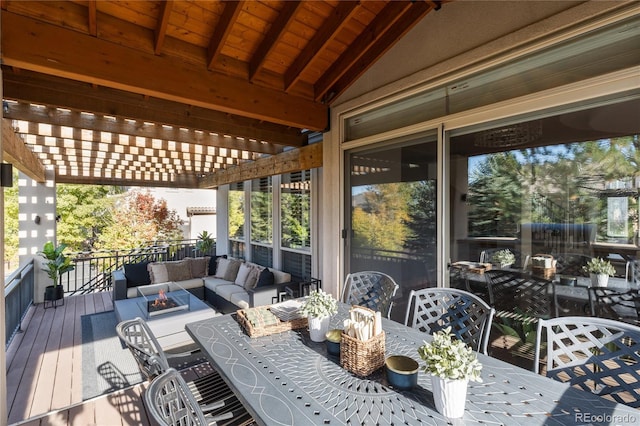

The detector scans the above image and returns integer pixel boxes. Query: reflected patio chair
[342,271,399,318]
[555,253,592,277]
[589,287,640,326]
[534,316,640,408]
[626,259,639,284]
[145,368,248,426]
[484,270,558,319]
[404,288,495,354]
[117,317,252,423]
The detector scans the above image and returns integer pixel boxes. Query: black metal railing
[5,260,35,346]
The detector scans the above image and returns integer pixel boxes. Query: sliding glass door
[345,132,438,321]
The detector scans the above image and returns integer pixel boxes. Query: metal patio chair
[484,269,558,319]
[117,317,252,424]
[534,316,640,408]
[589,287,640,326]
[144,368,249,426]
[404,288,495,354]
[626,259,639,284]
[342,271,399,318]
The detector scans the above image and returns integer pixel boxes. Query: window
[228,182,245,258]
[281,171,311,250]
[251,177,273,266]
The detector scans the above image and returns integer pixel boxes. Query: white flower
[417,327,482,382]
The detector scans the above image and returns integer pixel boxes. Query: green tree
[281,190,310,249]
[4,169,19,272]
[56,184,123,251]
[97,189,183,249]
[228,188,244,239]
[405,180,437,252]
[352,183,412,252]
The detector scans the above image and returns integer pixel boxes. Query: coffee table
[114,286,218,350]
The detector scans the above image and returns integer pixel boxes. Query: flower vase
[590,273,609,287]
[308,316,330,342]
[431,375,468,418]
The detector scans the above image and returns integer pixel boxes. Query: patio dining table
[185,303,639,425]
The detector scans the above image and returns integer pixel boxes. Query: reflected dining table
[185,303,639,425]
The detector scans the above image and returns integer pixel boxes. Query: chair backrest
[116,317,169,380]
[144,368,208,426]
[534,316,640,408]
[555,253,592,277]
[484,270,558,318]
[626,259,639,284]
[588,287,640,326]
[342,271,399,318]
[404,288,495,354]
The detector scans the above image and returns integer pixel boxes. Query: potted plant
[195,230,214,255]
[583,257,615,287]
[300,289,338,342]
[491,249,516,269]
[418,327,483,418]
[38,241,75,305]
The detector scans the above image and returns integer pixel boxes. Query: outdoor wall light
[0,163,13,187]
[34,215,41,225]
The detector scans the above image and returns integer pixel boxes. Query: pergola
[1,0,444,188]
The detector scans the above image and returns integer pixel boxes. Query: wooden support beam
[199,142,322,188]
[2,11,328,130]
[55,172,200,189]
[3,67,307,148]
[2,119,46,182]
[207,1,246,70]
[154,0,174,54]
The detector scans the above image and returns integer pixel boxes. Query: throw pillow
[147,262,169,284]
[215,257,231,279]
[235,263,252,287]
[165,260,192,281]
[223,259,243,282]
[243,265,261,291]
[256,267,275,287]
[208,255,227,276]
[189,256,210,278]
[123,261,151,288]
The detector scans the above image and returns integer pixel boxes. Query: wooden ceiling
[0,1,444,188]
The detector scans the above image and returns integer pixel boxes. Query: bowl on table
[559,275,577,286]
[325,329,342,356]
[385,355,419,390]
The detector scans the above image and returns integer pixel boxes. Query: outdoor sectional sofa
[112,256,292,313]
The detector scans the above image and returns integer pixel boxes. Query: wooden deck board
[5,293,149,425]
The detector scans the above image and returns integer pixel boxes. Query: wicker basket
[236,308,307,338]
[340,330,386,377]
[530,254,555,280]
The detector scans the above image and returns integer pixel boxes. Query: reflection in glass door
[345,133,438,322]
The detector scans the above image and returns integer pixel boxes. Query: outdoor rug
[81,311,143,400]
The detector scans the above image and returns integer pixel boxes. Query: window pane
[281,170,311,250]
[228,182,244,239]
[251,177,272,245]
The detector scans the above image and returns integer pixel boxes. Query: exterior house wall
[320,0,635,298]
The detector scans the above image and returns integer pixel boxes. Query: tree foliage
[3,169,19,271]
[97,189,183,249]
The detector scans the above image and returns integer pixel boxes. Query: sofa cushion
[215,284,246,302]
[165,260,192,281]
[230,292,250,310]
[189,257,210,278]
[123,261,151,288]
[148,262,169,284]
[128,282,170,298]
[168,278,202,292]
[216,258,242,282]
[256,268,275,287]
[203,276,233,293]
[272,270,291,285]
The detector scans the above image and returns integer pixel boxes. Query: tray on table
[236,306,307,338]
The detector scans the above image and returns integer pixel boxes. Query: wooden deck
[5,292,152,425]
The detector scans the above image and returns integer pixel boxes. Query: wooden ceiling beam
[154,0,174,54]
[313,1,412,102]
[199,142,322,188]
[2,119,46,182]
[87,0,97,37]
[207,1,245,70]
[55,172,201,189]
[249,1,303,83]
[2,67,306,148]
[2,11,328,130]
[328,1,438,103]
[5,101,281,155]
[284,1,360,92]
